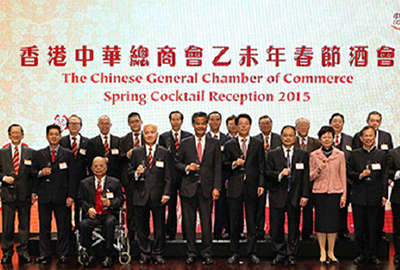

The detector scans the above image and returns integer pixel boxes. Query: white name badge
[24,159,32,166]
[346,145,352,151]
[111,148,119,155]
[371,163,381,170]
[106,192,114,199]
[296,163,304,170]
[156,161,164,168]
[381,144,389,150]
[59,162,68,170]
[79,148,86,155]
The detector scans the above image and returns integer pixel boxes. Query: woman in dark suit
[310,126,346,264]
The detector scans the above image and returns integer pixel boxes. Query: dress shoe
[153,256,165,264]
[394,257,400,264]
[101,256,113,268]
[287,257,297,265]
[319,260,328,265]
[380,235,389,242]
[353,255,366,264]
[256,233,265,240]
[370,256,381,265]
[202,256,213,265]
[19,254,32,263]
[338,232,351,241]
[166,234,175,240]
[327,256,339,264]
[84,256,95,267]
[185,256,196,264]
[301,234,315,241]
[35,256,51,264]
[271,257,284,265]
[227,254,240,264]
[249,254,260,264]
[1,255,12,264]
[59,255,67,263]
[139,256,150,264]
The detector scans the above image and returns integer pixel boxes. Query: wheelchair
[75,208,131,265]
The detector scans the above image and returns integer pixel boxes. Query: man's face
[330,116,344,134]
[8,126,24,145]
[367,114,382,130]
[128,115,142,133]
[259,117,272,135]
[281,127,296,148]
[98,116,112,135]
[295,119,310,138]
[208,113,221,131]
[237,117,251,137]
[143,125,158,146]
[193,117,208,137]
[46,128,61,146]
[360,128,376,149]
[67,116,82,134]
[170,113,183,131]
[91,157,108,178]
[227,119,238,134]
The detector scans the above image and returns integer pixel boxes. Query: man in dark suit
[77,157,125,268]
[119,112,143,240]
[159,111,192,240]
[60,114,89,230]
[33,125,77,264]
[388,145,400,264]
[226,115,238,139]
[254,115,282,240]
[294,117,321,241]
[207,111,230,240]
[175,112,221,265]
[266,125,309,266]
[0,124,36,264]
[329,113,353,240]
[223,113,265,265]
[128,124,171,264]
[347,126,388,265]
[87,115,120,179]
[352,111,393,242]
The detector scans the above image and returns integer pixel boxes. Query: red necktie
[301,138,306,149]
[197,139,202,162]
[97,178,102,193]
[72,137,78,158]
[104,136,110,154]
[214,135,218,139]
[13,146,19,175]
[241,138,247,158]
[51,149,56,162]
[174,132,179,150]
[335,135,340,147]
[265,136,270,151]
[134,133,140,148]
[148,147,153,168]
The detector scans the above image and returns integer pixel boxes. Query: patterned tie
[286,149,291,191]
[265,136,270,151]
[174,132,179,150]
[97,178,102,193]
[197,139,202,162]
[72,137,78,158]
[241,138,247,158]
[301,138,306,149]
[104,136,110,154]
[148,147,153,168]
[51,149,56,162]
[134,133,140,148]
[335,135,340,147]
[13,146,19,176]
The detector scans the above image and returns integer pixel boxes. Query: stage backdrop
[1,0,400,233]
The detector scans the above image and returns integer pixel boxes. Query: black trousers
[134,198,166,258]
[166,174,181,238]
[1,200,31,256]
[125,181,136,235]
[80,212,116,254]
[270,202,301,259]
[214,183,229,237]
[392,203,400,260]
[301,192,314,237]
[338,184,352,235]
[227,185,257,256]
[255,190,267,237]
[38,202,70,257]
[181,185,212,258]
[352,204,379,257]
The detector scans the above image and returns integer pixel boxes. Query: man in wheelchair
[77,156,125,267]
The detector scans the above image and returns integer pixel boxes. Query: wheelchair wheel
[78,251,89,265]
[119,252,131,265]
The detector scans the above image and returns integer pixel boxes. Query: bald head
[143,124,158,146]
[91,156,108,178]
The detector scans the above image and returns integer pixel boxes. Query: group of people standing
[0,110,399,267]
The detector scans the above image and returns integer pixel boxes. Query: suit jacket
[387,146,400,204]
[119,131,144,187]
[207,131,230,185]
[127,145,171,206]
[352,129,393,151]
[0,145,36,202]
[255,132,282,166]
[33,145,78,204]
[60,134,89,182]
[266,147,310,208]
[347,147,388,206]
[77,175,124,217]
[159,130,192,184]
[334,132,354,185]
[86,134,120,179]
[222,137,265,199]
[295,136,321,154]
[175,136,222,198]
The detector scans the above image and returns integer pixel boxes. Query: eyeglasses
[68,122,81,126]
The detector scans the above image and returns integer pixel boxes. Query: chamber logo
[392,13,400,30]
[53,114,68,132]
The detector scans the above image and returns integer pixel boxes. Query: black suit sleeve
[110,180,124,209]
[265,152,281,183]
[388,150,398,180]
[347,152,361,182]
[301,152,310,199]
[163,150,172,196]
[213,141,222,190]
[175,144,187,173]
[381,154,389,199]
[67,151,78,199]
[257,142,265,188]
[77,181,91,213]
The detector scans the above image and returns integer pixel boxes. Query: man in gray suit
[0,124,36,264]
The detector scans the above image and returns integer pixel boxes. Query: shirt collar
[210,131,220,139]
[145,144,157,153]
[363,145,376,153]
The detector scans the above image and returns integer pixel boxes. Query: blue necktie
[286,149,291,191]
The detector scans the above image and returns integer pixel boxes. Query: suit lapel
[278,147,288,168]
[89,176,96,202]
